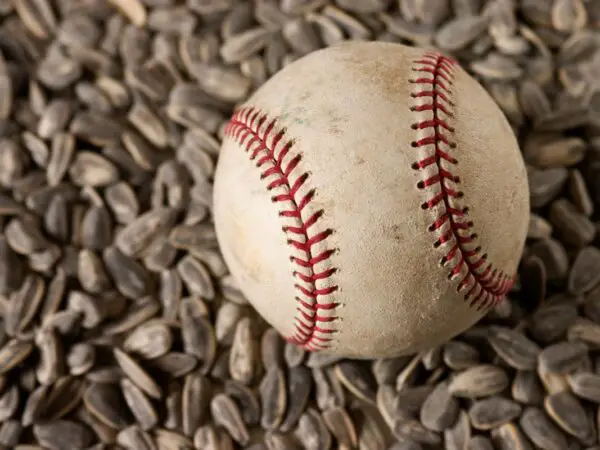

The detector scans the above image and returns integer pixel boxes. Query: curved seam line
[224,107,339,351]
[410,52,514,311]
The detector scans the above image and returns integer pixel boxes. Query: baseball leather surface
[213,41,529,359]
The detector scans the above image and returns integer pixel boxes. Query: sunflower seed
[0,419,21,446]
[84,382,133,429]
[35,328,62,385]
[176,254,215,300]
[322,5,370,39]
[434,15,489,51]
[565,372,600,404]
[395,385,434,416]
[21,384,47,426]
[77,249,109,294]
[147,352,195,380]
[114,348,162,399]
[37,99,71,140]
[0,339,33,374]
[528,166,568,209]
[437,408,466,450]
[537,362,570,395]
[212,302,241,347]
[417,380,457,432]
[295,408,332,450]
[166,83,225,132]
[512,370,543,405]
[117,425,156,450]
[583,287,600,323]
[224,379,260,427]
[314,366,346,412]
[37,376,83,421]
[334,361,377,405]
[323,407,358,448]
[448,365,509,398]
[144,241,177,274]
[467,435,493,450]
[70,111,122,147]
[550,198,596,247]
[544,391,592,441]
[181,372,210,437]
[487,326,540,370]
[531,302,578,345]
[279,365,312,432]
[180,300,216,374]
[188,63,251,104]
[260,365,287,430]
[6,273,45,335]
[43,193,69,244]
[80,204,111,251]
[193,423,231,450]
[442,340,479,370]
[524,135,586,169]
[377,385,409,430]
[66,342,95,376]
[0,384,18,421]
[69,151,119,187]
[468,396,522,430]
[121,378,158,431]
[37,45,82,90]
[519,406,567,450]
[5,217,50,255]
[529,238,569,283]
[282,18,323,55]
[538,340,588,374]
[33,420,93,450]
[0,238,23,295]
[568,317,600,348]
[392,419,441,447]
[21,131,48,168]
[229,316,257,385]
[260,328,284,371]
[103,247,151,299]
[490,422,533,450]
[104,182,139,225]
[211,349,232,382]
[123,320,172,360]
[220,27,273,63]
[567,170,592,218]
[568,246,600,295]
[519,80,551,120]
[552,0,587,32]
[109,0,146,27]
[211,393,249,445]
[66,291,105,329]
[126,59,174,103]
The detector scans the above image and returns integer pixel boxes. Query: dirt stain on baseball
[386,224,405,243]
[326,109,348,136]
[337,49,406,100]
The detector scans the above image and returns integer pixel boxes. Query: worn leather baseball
[213,41,529,359]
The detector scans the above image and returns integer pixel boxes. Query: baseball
[213,41,529,359]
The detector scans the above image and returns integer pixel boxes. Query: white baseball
[213,42,529,359]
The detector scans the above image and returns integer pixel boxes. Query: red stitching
[224,107,339,350]
[411,53,513,310]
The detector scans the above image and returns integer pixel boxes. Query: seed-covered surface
[1,0,600,449]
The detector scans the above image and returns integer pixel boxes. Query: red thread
[224,107,339,350]
[411,52,513,310]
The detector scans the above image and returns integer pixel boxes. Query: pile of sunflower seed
[0,0,599,449]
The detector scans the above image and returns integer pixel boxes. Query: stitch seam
[410,52,513,310]
[224,107,339,351]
